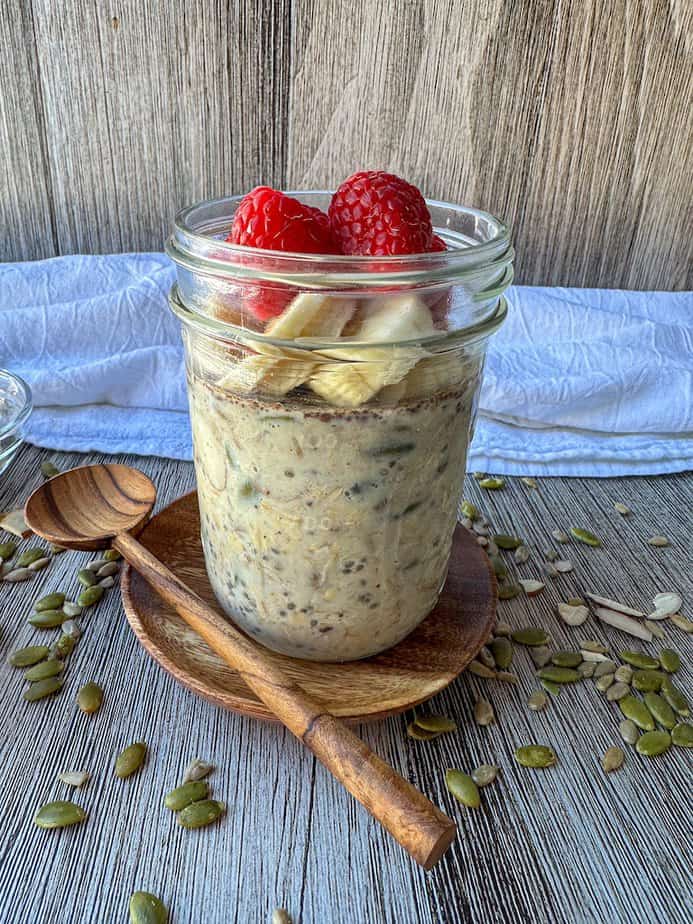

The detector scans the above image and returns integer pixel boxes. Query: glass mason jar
[167,193,513,662]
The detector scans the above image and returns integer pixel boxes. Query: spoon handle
[115,531,456,868]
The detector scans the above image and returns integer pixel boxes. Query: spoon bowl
[24,463,156,550]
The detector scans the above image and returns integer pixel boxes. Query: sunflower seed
[512,627,550,646]
[552,530,570,544]
[528,690,547,711]
[272,910,292,924]
[614,502,630,515]
[164,780,209,811]
[25,659,64,682]
[178,799,226,828]
[521,477,538,489]
[414,714,457,734]
[594,660,618,678]
[77,682,103,714]
[636,730,671,756]
[647,536,669,547]
[494,621,512,637]
[99,576,115,589]
[645,621,666,640]
[660,678,689,717]
[595,608,652,641]
[620,651,659,669]
[62,620,81,640]
[595,673,615,692]
[643,692,676,729]
[474,698,495,726]
[578,662,597,678]
[78,585,104,607]
[554,560,573,573]
[514,545,531,564]
[63,602,83,618]
[570,527,601,547]
[24,676,64,701]
[552,651,583,668]
[28,557,51,572]
[34,800,86,829]
[670,614,693,633]
[614,665,633,684]
[606,682,630,701]
[445,770,480,807]
[115,742,147,778]
[467,660,496,679]
[77,568,98,587]
[671,723,693,747]
[477,646,496,669]
[651,592,683,617]
[584,593,645,618]
[478,477,505,490]
[557,603,589,626]
[580,650,610,662]
[659,649,680,673]
[58,770,90,787]
[129,891,168,924]
[182,759,215,783]
[529,646,553,668]
[496,671,520,684]
[632,670,665,692]
[601,747,625,772]
[494,534,522,550]
[619,695,655,731]
[580,640,609,654]
[538,666,581,684]
[3,567,33,582]
[8,645,49,667]
[519,579,545,596]
[619,719,639,745]
[471,764,499,787]
[489,637,513,669]
[514,745,557,768]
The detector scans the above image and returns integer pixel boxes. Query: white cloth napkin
[1,253,691,476]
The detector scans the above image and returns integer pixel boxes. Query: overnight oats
[168,173,513,661]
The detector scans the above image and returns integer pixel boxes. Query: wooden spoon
[25,464,456,868]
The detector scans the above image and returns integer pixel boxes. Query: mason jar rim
[169,283,508,353]
[165,192,513,289]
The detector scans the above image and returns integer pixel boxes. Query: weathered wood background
[1,1,692,288]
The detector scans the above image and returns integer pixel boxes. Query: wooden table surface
[1,443,690,924]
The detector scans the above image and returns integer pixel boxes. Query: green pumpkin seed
[35,592,66,612]
[8,645,49,667]
[540,679,561,696]
[659,649,680,673]
[498,583,521,600]
[471,764,498,787]
[671,722,693,747]
[53,633,76,659]
[527,690,547,711]
[178,799,225,828]
[34,800,86,829]
[77,568,97,588]
[467,660,496,679]
[512,627,550,647]
[414,714,457,734]
[494,534,522,550]
[620,651,659,670]
[40,461,60,479]
[16,548,45,567]
[103,549,121,562]
[24,659,64,682]
[0,541,17,560]
[619,719,639,745]
[445,770,480,807]
[632,670,665,692]
[570,527,601,547]
[28,609,67,629]
[496,671,519,684]
[538,666,581,684]
[164,780,209,811]
[529,646,552,669]
[606,682,630,702]
[581,640,609,654]
[24,676,64,701]
[478,477,505,490]
[601,746,625,772]
[551,651,582,668]
[115,742,147,778]
[271,910,292,924]
[78,585,104,607]
[647,535,669,547]
[660,678,689,717]
[595,674,615,693]
[643,692,676,730]
[473,698,494,726]
[406,722,441,741]
[75,682,103,714]
[578,662,597,678]
[489,637,513,669]
[515,745,557,768]
[619,695,655,731]
[494,621,512,637]
[636,730,671,757]
[460,500,478,521]
[129,891,168,924]
[489,555,508,581]
[478,646,495,669]
[594,660,618,677]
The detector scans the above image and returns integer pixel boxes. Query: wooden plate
[121,492,496,723]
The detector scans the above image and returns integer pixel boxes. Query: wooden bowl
[121,492,496,723]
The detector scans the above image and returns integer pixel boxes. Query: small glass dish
[0,370,32,477]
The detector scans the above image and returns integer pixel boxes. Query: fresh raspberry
[226,187,338,321]
[328,171,434,256]
[430,234,447,251]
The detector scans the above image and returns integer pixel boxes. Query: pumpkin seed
[489,637,513,669]
[178,799,226,828]
[77,568,97,588]
[445,770,480,807]
[619,695,655,731]
[567,597,585,606]
[53,634,76,659]
[538,667,580,684]
[50,544,67,555]
[520,477,538,489]
[25,659,63,682]
[489,555,508,580]
[467,660,496,679]
[632,670,665,692]
[595,674,615,693]
[527,690,547,711]
[584,593,645,618]
[87,558,109,572]
[557,603,588,626]
[671,723,693,747]
[58,770,90,787]
[24,676,64,701]
[34,800,86,829]
[63,602,83,618]
[0,541,17,560]
[494,534,522,550]
[271,910,292,924]
[670,614,693,633]
[529,646,552,668]
[554,560,573,573]
[478,477,505,490]
[478,646,496,669]
[635,730,671,756]
[460,501,478,521]
[647,535,669,547]
[183,759,214,784]
[601,746,625,772]
[164,780,209,811]
[486,540,499,557]
[515,745,557,768]
[494,621,512,637]
[570,527,601,547]
[40,460,60,479]
[414,714,457,734]
[578,662,597,678]
[473,698,494,726]
[77,682,103,714]
[17,548,45,568]
[3,567,33,582]
[476,536,489,547]
[78,585,104,607]
[96,561,119,578]
[406,722,440,741]
[496,671,519,684]
[519,579,545,596]
[514,545,530,564]
[643,692,676,729]
[619,719,639,745]
[129,891,168,924]
[471,764,499,787]
[581,640,609,654]
[606,682,630,702]
[35,592,66,612]
[540,679,561,696]
[512,627,550,647]
[614,502,630,515]
[29,609,67,629]
[650,592,682,617]
[594,660,618,678]
[8,645,49,667]
[28,557,51,572]
[115,742,147,778]
[620,651,659,670]
[544,548,558,562]
[551,530,570,544]
[472,472,486,480]
[614,665,633,684]
[660,678,689,717]
[645,620,666,640]
[551,651,582,668]
[99,575,115,589]
[580,650,610,662]
[62,620,81,640]
[659,649,680,673]
[104,549,121,562]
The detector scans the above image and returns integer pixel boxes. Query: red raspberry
[226,187,339,321]
[328,171,434,256]
[430,234,447,251]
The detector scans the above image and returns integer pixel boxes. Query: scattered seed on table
[63,602,82,618]
[27,557,51,572]
[25,659,64,682]
[58,770,90,787]
[554,560,573,573]
[489,555,507,580]
[529,646,553,669]
[515,745,557,768]
[552,651,583,668]
[87,558,109,572]
[24,676,64,702]
[3,567,33,583]
[460,500,478,521]
[540,679,561,696]
[595,674,615,693]
[539,667,581,684]
[552,530,570,544]
[614,502,630,515]
[490,637,513,669]
[17,548,45,568]
[619,719,640,745]
[659,649,680,673]
[671,723,693,747]
[97,561,119,578]
[178,799,226,828]
[40,461,60,479]
[514,545,531,564]
[594,660,618,678]
[645,621,666,640]
[445,770,480,807]
[494,621,512,637]
[182,758,215,784]
[519,579,545,596]
[103,549,122,562]
[50,544,67,555]
[620,651,659,670]
[62,620,81,639]
[467,661,496,679]
[570,527,601,547]
[406,722,440,741]
[474,698,495,726]
[115,742,148,778]
[520,477,538,489]
[99,576,116,589]
[494,534,522,550]
[29,609,67,629]
[164,780,209,811]
[35,592,66,612]
[636,730,671,757]
[77,568,98,588]
[619,695,655,731]
[478,646,496,669]
[606,682,630,702]
[8,645,49,668]
[478,477,505,490]
[581,640,609,654]
[660,678,689,717]
[601,747,625,772]
[414,714,457,734]
[643,692,676,730]
[496,671,520,685]
[471,764,499,787]
[52,633,76,659]
[528,690,547,711]
[614,665,633,684]
[580,650,610,662]
[129,891,168,924]
[0,541,17,560]
[34,800,86,829]
[632,670,665,693]
[77,682,103,714]
[557,603,588,626]
[78,585,104,607]
[578,662,597,678]
[271,910,292,924]
[670,614,693,633]
[512,627,550,647]
[647,536,669,547]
